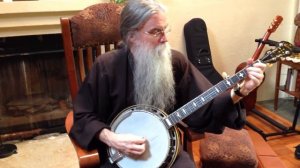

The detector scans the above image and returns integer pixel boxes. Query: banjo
[108,41,293,168]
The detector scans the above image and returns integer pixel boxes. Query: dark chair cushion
[200,127,258,168]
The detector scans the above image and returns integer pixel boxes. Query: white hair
[132,41,175,111]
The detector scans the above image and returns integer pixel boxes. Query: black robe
[70,47,245,165]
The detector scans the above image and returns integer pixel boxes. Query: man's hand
[240,59,266,96]
[99,128,146,157]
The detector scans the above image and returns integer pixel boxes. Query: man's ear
[127,31,136,45]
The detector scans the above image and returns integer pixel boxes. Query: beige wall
[161,0,298,101]
[0,0,298,101]
[0,0,106,37]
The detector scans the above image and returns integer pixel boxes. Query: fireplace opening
[0,34,71,141]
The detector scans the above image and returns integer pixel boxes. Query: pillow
[70,3,122,47]
[200,127,258,168]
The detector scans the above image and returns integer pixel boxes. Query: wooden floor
[190,104,300,168]
[247,104,300,168]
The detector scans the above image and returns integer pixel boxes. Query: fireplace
[0,34,71,141]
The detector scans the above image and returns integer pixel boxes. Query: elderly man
[70,0,266,167]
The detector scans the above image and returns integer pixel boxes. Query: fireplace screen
[0,34,71,140]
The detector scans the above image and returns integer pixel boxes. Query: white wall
[161,0,299,101]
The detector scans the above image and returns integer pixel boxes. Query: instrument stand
[247,100,300,140]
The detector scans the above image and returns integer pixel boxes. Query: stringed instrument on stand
[235,15,283,113]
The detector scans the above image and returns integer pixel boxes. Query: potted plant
[110,0,127,4]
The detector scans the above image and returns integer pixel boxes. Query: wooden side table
[273,59,300,130]
[274,59,300,111]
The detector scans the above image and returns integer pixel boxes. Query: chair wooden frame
[65,111,100,168]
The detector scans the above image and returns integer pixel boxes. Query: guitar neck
[164,68,248,128]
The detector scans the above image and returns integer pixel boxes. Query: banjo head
[108,105,180,168]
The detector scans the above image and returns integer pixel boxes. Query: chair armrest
[177,124,204,167]
[65,111,100,168]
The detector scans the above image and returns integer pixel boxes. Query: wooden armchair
[60,3,123,168]
[61,3,281,168]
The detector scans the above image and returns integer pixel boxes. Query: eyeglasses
[144,26,171,38]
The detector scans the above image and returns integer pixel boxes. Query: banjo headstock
[260,41,293,64]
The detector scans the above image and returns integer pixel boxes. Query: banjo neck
[163,40,294,128]
[163,68,248,128]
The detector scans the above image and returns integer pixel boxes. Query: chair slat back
[60,3,123,101]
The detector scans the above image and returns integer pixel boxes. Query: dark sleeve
[172,50,246,134]
[69,54,112,150]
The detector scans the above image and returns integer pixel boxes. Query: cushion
[70,3,123,47]
[200,127,258,168]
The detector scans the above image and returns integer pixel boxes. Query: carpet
[257,98,300,126]
[0,133,78,168]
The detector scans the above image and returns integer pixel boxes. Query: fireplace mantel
[0,0,104,37]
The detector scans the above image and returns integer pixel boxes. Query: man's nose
[159,33,168,43]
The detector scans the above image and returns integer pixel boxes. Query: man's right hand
[99,128,146,157]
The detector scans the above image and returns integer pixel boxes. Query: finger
[248,74,262,87]
[128,148,145,156]
[246,68,264,80]
[127,143,145,152]
[247,58,254,65]
[247,65,264,72]
[247,70,264,79]
[132,137,146,144]
[126,144,146,156]
[248,76,260,86]
[246,69,264,81]
[132,143,146,150]
[253,62,266,71]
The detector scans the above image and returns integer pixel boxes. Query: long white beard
[131,42,175,111]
